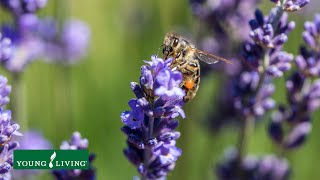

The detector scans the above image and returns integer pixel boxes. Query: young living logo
[14,150,89,170]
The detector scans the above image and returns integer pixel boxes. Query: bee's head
[161,32,181,59]
[163,32,180,48]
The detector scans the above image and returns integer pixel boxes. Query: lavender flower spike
[0,98,21,179]
[121,55,185,179]
[52,132,95,180]
[243,8,295,76]
[268,71,320,149]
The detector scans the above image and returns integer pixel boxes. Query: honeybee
[162,32,232,102]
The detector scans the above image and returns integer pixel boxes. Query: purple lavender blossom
[216,148,290,180]
[243,8,295,76]
[268,51,293,77]
[121,56,185,179]
[3,37,43,73]
[0,142,19,180]
[258,11,317,150]
[0,0,47,15]
[295,14,320,77]
[248,9,294,48]
[16,130,51,150]
[1,14,44,73]
[207,6,296,131]
[0,106,21,179]
[0,109,21,144]
[59,132,88,150]
[60,20,90,62]
[52,132,95,180]
[256,155,290,180]
[0,76,11,107]
[268,72,319,149]
[232,71,275,117]
[210,1,310,180]
[39,19,91,64]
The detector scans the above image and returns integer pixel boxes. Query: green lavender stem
[54,65,74,133]
[237,115,255,163]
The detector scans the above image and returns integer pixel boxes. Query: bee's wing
[194,49,232,64]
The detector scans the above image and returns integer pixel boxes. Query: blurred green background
[1,0,320,179]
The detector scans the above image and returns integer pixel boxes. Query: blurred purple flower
[210,2,311,180]
[60,131,88,150]
[243,8,295,76]
[268,72,319,149]
[207,6,296,131]
[0,33,13,62]
[295,14,320,77]
[16,130,51,150]
[232,71,275,117]
[216,148,290,180]
[39,19,91,64]
[0,14,44,73]
[4,37,43,73]
[248,9,294,49]
[1,7,90,71]
[268,51,293,77]
[52,132,95,180]
[121,56,185,179]
[189,0,260,76]
[0,0,47,15]
[207,6,298,130]
[256,155,290,180]
[190,0,259,43]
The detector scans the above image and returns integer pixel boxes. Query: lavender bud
[302,31,316,49]
[284,122,311,149]
[0,33,13,62]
